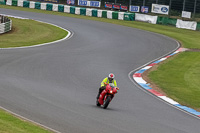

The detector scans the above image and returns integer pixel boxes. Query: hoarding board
[120,5,127,11]
[44,0,59,3]
[182,11,191,18]
[78,0,88,6]
[90,1,100,7]
[112,4,120,10]
[151,4,169,15]
[67,0,75,5]
[78,0,100,7]
[141,6,149,13]
[105,3,112,9]
[129,5,140,12]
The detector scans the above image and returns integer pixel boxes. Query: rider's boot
[96,93,100,99]
[97,87,104,99]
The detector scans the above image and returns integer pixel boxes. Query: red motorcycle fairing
[98,84,117,105]
[98,89,109,105]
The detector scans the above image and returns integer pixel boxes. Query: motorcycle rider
[97,73,118,99]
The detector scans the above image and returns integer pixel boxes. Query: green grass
[149,52,200,110]
[0,17,68,48]
[1,5,200,49]
[0,109,53,133]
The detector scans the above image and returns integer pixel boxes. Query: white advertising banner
[97,10,103,18]
[182,11,191,18]
[75,7,81,15]
[64,5,70,13]
[135,13,158,24]
[53,4,58,12]
[176,19,197,31]
[78,0,101,7]
[151,4,169,15]
[129,5,140,12]
[6,0,12,5]
[18,0,24,7]
[41,3,47,10]
[30,1,35,9]
[118,12,125,20]
[86,8,93,16]
[107,11,113,19]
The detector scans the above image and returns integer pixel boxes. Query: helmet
[108,73,115,79]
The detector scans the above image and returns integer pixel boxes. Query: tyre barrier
[0,15,12,34]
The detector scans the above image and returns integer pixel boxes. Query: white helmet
[108,73,115,79]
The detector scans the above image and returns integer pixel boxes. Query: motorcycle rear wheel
[103,96,111,109]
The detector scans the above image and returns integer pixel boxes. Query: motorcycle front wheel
[96,99,101,106]
[103,96,111,109]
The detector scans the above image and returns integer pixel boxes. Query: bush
[170,10,181,16]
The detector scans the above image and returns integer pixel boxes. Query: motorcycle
[96,83,119,109]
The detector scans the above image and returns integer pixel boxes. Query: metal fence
[100,0,200,18]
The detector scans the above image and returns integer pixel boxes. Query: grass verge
[0,108,53,133]
[148,52,200,110]
[0,17,68,48]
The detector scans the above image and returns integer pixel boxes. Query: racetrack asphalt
[0,8,200,133]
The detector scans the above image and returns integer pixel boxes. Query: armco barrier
[70,6,75,14]
[12,0,17,6]
[92,9,97,17]
[23,1,30,8]
[5,0,135,21]
[35,2,41,9]
[124,12,135,21]
[197,22,200,31]
[0,15,12,34]
[157,16,177,26]
[80,7,86,16]
[46,3,53,11]
[102,11,107,18]
[0,0,6,5]
[3,0,200,30]
[58,5,64,12]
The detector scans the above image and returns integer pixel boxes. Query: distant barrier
[5,0,135,21]
[0,0,6,5]
[2,0,200,31]
[0,15,12,34]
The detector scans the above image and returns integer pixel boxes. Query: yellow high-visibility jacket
[101,77,117,87]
